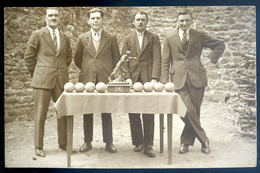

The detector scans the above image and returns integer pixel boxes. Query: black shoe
[35,148,45,158]
[105,143,117,153]
[134,145,143,152]
[59,145,78,153]
[201,140,210,154]
[79,142,92,153]
[179,144,189,154]
[144,146,156,157]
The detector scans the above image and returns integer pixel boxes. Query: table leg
[67,115,73,167]
[167,114,172,165]
[160,114,164,153]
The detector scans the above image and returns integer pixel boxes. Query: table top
[55,90,186,118]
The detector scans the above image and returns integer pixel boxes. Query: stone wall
[4,6,256,137]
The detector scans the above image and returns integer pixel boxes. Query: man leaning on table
[74,8,120,153]
[121,11,161,157]
[161,9,225,154]
[24,7,72,157]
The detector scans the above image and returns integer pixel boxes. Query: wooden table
[55,90,186,167]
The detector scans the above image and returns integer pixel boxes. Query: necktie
[182,31,188,52]
[93,32,100,51]
[52,29,58,53]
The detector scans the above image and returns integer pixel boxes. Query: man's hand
[126,78,133,88]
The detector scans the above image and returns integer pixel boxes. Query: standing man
[24,7,72,157]
[121,11,161,157]
[74,8,120,153]
[161,9,225,154]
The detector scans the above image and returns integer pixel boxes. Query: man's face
[134,13,148,32]
[88,12,103,32]
[177,14,193,31]
[45,9,60,29]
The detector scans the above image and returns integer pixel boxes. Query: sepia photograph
[3,6,257,169]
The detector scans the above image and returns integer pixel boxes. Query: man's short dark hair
[134,11,149,21]
[177,9,193,19]
[88,8,104,18]
[46,7,60,14]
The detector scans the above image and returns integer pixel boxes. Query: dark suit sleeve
[202,33,225,64]
[66,36,72,67]
[151,35,161,81]
[161,37,171,84]
[74,36,83,69]
[121,37,131,79]
[24,31,39,77]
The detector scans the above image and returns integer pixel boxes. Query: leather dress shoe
[105,143,117,153]
[179,144,189,154]
[59,145,78,153]
[144,146,156,157]
[35,148,45,157]
[79,142,92,153]
[201,140,210,154]
[134,145,143,152]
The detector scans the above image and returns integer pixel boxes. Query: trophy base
[107,82,131,93]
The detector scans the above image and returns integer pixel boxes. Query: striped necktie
[182,31,188,52]
[52,29,58,53]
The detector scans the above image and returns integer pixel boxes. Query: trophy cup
[107,51,135,93]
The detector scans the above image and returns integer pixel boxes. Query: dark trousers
[177,75,208,145]
[83,113,113,144]
[33,80,67,149]
[129,113,154,147]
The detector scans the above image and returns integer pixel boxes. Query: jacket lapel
[140,30,152,54]
[171,28,184,53]
[56,30,65,56]
[96,30,109,57]
[130,32,140,55]
[84,31,96,56]
[42,27,57,54]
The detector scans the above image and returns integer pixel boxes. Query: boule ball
[64,82,74,92]
[133,82,143,92]
[96,82,107,93]
[85,82,96,93]
[165,82,175,92]
[143,82,153,92]
[75,82,85,92]
[154,82,164,92]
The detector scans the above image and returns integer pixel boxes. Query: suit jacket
[74,30,120,84]
[161,28,225,90]
[24,26,72,89]
[121,30,161,83]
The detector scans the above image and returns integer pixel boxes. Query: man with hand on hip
[161,9,225,154]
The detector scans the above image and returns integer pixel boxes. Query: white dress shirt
[91,29,102,51]
[179,28,190,42]
[136,30,145,49]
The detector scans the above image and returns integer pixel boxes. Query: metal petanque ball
[96,82,107,93]
[143,82,153,92]
[85,82,96,93]
[64,82,75,92]
[133,82,143,92]
[75,82,85,92]
[154,82,164,92]
[165,82,175,92]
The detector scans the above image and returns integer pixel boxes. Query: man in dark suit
[161,9,225,154]
[121,11,161,157]
[24,7,72,157]
[74,8,120,153]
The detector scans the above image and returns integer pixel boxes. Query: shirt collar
[136,30,145,36]
[47,26,59,34]
[91,28,102,36]
[179,28,190,36]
